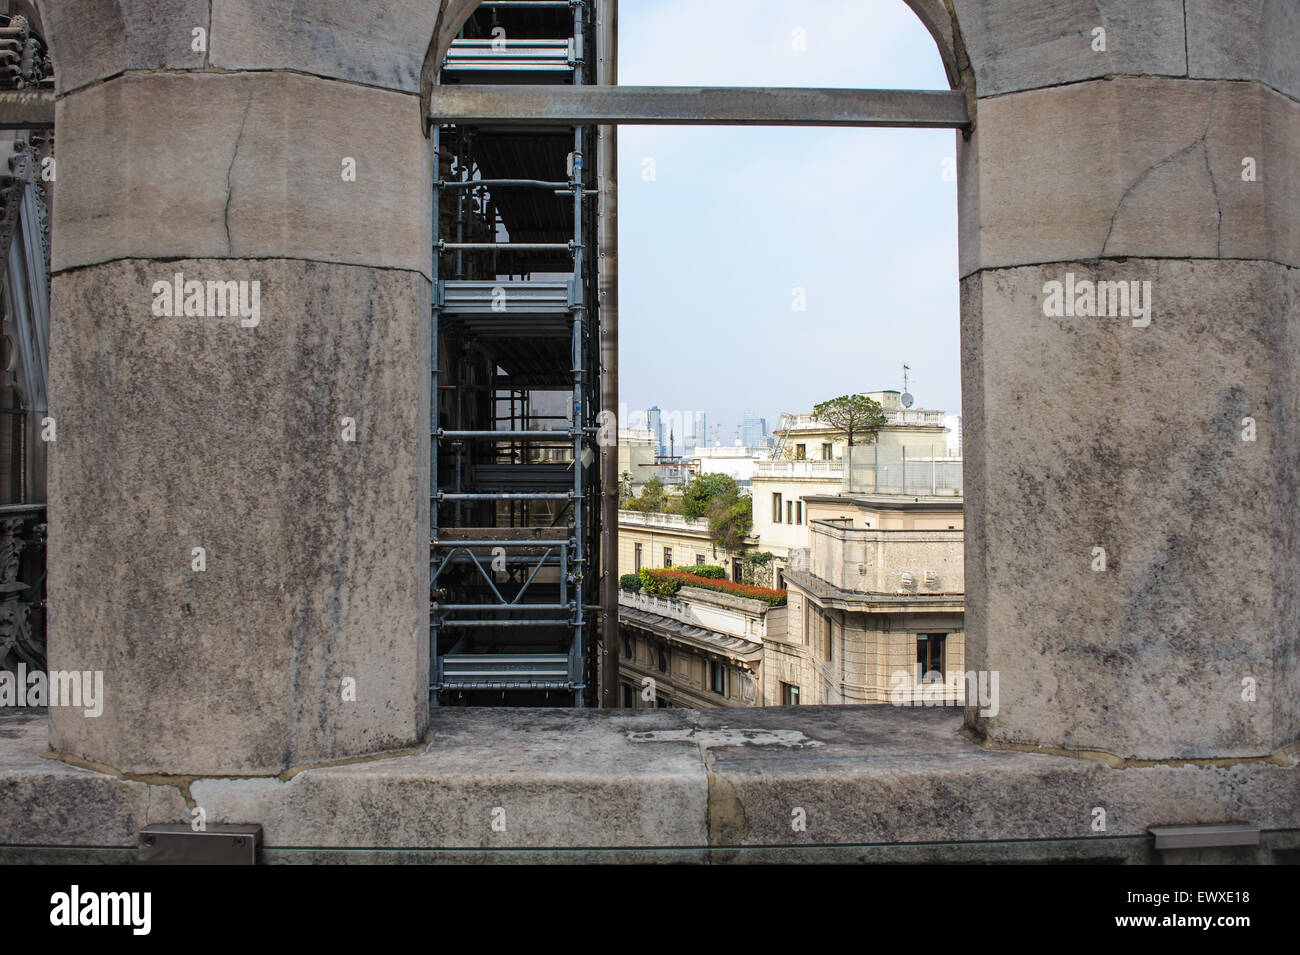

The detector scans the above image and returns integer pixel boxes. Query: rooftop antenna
[901,363,914,409]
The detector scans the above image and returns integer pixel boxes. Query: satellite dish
[901,392,914,408]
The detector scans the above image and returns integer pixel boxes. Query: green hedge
[638,568,787,607]
[670,564,725,579]
[619,573,642,593]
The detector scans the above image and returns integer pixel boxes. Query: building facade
[754,392,962,585]
[618,586,779,708]
[618,509,757,582]
[776,493,965,707]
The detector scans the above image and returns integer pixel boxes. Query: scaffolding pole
[597,0,620,708]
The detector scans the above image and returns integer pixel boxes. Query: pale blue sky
[617,0,960,445]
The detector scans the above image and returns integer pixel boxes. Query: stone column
[40,1,440,775]
[955,0,1300,758]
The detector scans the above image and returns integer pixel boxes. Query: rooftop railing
[753,459,843,479]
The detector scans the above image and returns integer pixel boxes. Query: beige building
[775,493,965,707]
[771,391,951,463]
[753,392,962,585]
[618,586,781,708]
[617,493,964,710]
[617,428,657,495]
[618,508,758,582]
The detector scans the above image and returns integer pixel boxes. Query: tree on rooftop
[625,475,666,512]
[682,472,739,520]
[812,393,889,448]
[707,493,752,553]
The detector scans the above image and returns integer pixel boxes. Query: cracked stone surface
[0,709,187,846]
[5,706,1295,850]
[961,259,1300,758]
[48,259,430,776]
[951,0,1187,99]
[1186,0,1300,101]
[53,72,432,277]
[210,0,442,94]
[960,78,1300,276]
[37,0,210,95]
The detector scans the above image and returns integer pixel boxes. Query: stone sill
[2,707,1297,852]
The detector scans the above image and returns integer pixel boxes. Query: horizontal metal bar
[445,654,570,663]
[434,539,572,547]
[434,682,583,691]
[439,179,572,189]
[440,241,573,251]
[435,603,571,611]
[0,90,54,129]
[438,492,574,501]
[430,85,970,129]
[437,554,563,565]
[439,430,576,439]
[434,619,569,627]
[451,39,571,48]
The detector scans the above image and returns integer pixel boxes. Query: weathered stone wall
[30,0,1300,792]
[811,525,963,594]
[954,0,1300,760]
[40,1,434,774]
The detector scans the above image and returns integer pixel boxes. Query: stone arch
[420,0,974,136]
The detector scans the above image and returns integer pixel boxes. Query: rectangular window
[634,542,642,573]
[709,661,726,695]
[917,633,946,683]
[658,645,669,673]
[621,684,635,708]
[663,547,672,567]
[795,444,806,459]
[825,613,834,662]
[821,443,833,460]
[787,501,794,524]
[772,492,783,523]
[621,630,633,658]
[781,682,800,706]
[796,501,803,525]
[696,554,706,565]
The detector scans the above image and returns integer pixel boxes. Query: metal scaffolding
[430,0,603,706]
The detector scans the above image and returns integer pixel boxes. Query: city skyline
[618,0,961,443]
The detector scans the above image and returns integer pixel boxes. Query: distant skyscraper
[647,406,663,456]
[741,411,768,448]
[693,412,707,447]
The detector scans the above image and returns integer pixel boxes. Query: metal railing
[843,447,963,497]
[753,459,843,479]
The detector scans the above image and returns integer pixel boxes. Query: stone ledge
[959,78,1300,276]
[53,72,433,277]
[0,710,188,846]
[4,706,1296,852]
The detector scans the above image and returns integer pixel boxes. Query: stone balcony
[619,586,786,643]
